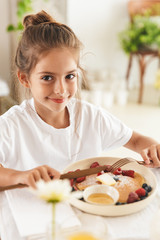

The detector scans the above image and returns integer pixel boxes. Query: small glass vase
[46,203,57,240]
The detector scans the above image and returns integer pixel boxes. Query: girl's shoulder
[69,98,103,113]
[68,98,112,121]
[0,99,32,128]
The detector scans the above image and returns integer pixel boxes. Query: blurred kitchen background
[0,0,160,155]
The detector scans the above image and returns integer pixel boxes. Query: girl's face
[20,48,79,118]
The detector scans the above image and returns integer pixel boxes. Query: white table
[26,184,160,240]
[5,163,160,240]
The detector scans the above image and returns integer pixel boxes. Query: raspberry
[90,162,100,168]
[76,176,86,183]
[113,168,122,175]
[104,165,111,172]
[135,188,146,197]
[122,170,135,178]
[97,172,103,176]
[70,179,74,187]
[127,192,139,203]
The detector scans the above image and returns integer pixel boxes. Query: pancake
[134,172,145,186]
[75,174,99,190]
[114,175,141,203]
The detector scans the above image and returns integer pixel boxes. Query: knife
[0,165,108,192]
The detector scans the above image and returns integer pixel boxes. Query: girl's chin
[49,103,67,111]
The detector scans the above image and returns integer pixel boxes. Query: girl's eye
[42,75,52,81]
[66,74,75,80]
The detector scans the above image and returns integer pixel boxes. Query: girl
[0,10,160,240]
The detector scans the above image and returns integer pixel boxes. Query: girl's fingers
[32,169,41,182]
[141,149,150,165]
[36,165,60,181]
[141,145,160,168]
[40,165,60,180]
[149,145,160,167]
[157,144,160,159]
[37,166,51,182]
[19,165,61,188]
[47,167,60,180]
[27,174,37,189]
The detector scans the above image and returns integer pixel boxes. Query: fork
[108,157,144,173]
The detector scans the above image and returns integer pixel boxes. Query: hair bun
[23,10,55,29]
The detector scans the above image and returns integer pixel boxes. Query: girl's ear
[17,70,30,88]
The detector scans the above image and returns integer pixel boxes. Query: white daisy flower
[30,179,82,203]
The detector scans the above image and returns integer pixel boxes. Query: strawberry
[122,170,135,178]
[90,162,100,168]
[127,192,139,203]
[135,188,146,197]
[76,176,86,183]
[113,167,122,175]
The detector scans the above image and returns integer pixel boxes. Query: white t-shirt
[0,98,132,239]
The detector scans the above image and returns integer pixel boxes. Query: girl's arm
[124,131,160,168]
[0,165,60,188]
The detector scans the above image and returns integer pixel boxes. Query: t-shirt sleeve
[0,119,11,165]
[98,108,133,151]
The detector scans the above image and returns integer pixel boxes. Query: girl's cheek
[69,81,77,92]
[73,83,78,94]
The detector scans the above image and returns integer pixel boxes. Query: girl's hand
[13,165,60,188]
[140,144,160,168]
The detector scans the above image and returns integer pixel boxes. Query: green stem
[158,97,160,107]
[52,203,56,240]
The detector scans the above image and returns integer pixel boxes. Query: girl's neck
[34,104,70,129]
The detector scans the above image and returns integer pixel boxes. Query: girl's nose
[54,79,66,96]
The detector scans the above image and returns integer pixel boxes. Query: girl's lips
[49,98,65,103]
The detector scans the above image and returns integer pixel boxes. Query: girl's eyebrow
[38,69,78,75]
[66,69,78,73]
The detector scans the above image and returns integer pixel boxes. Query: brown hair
[15,10,82,75]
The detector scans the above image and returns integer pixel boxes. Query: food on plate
[96,173,116,186]
[87,193,114,205]
[75,174,99,191]
[69,161,153,205]
[127,192,139,203]
[83,184,119,205]
[114,175,141,203]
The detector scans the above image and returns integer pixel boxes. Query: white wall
[0,0,67,88]
[0,0,159,104]
[0,0,11,83]
[67,0,160,91]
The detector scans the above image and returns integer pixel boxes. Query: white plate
[63,157,158,217]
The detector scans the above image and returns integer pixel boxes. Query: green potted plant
[119,14,160,54]
[7,0,49,32]
[7,0,33,32]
